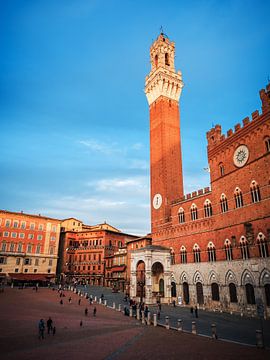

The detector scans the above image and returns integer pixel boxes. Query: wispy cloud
[128,159,148,170]
[78,139,122,155]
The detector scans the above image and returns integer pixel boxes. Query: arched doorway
[136,261,145,301]
[152,262,164,299]
[171,281,176,297]
[196,282,204,304]
[183,282,190,304]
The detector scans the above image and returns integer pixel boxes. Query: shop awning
[111,265,126,272]
[8,273,55,281]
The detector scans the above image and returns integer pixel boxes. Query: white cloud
[78,139,122,155]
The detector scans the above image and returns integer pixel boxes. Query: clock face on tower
[153,193,162,209]
[233,145,249,167]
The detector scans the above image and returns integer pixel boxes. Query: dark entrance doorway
[183,282,190,304]
[196,282,204,304]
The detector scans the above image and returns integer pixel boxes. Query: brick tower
[145,33,184,232]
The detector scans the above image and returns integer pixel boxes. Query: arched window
[193,244,201,263]
[234,187,243,208]
[178,207,185,223]
[257,232,269,258]
[220,193,228,213]
[224,239,233,261]
[211,283,220,301]
[190,204,198,221]
[229,283,238,303]
[204,199,213,217]
[165,53,170,66]
[10,242,15,252]
[170,248,175,265]
[265,136,270,153]
[36,244,41,254]
[171,282,176,297]
[1,241,7,251]
[183,282,190,304]
[196,282,204,304]
[240,236,249,260]
[207,242,216,262]
[250,181,261,203]
[17,243,22,252]
[219,162,225,176]
[180,246,187,264]
[154,54,158,67]
[245,283,255,304]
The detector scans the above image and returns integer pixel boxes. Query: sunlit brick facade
[0,210,61,283]
[130,32,270,317]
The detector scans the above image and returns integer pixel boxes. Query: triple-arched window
[234,187,244,208]
[240,236,249,260]
[220,193,228,213]
[250,180,261,203]
[193,244,201,263]
[204,199,213,217]
[180,246,187,264]
[224,239,233,261]
[190,204,198,221]
[207,242,216,262]
[178,207,185,224]
[257,232,269,258]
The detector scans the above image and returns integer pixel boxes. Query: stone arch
[225,269,238,285]
[241,269,255,286]
[180,271,189,284]
[193,270,204,284]
[259,268,270,286]
[208,270,219,284]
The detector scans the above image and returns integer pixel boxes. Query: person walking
[195,306,198,318]
[78,298,81,305]
[47,317,53,334]
[68,297,72,303]
[190,306,194,316]
[85,307,88,316]
[93,307,96,316]
[38,319,45,340]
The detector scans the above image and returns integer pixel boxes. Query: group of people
[38,317,56,340]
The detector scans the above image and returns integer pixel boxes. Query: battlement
[172,187,211,205]
[207,84,270,149]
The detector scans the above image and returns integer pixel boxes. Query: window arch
[154,54,158,67]
[190,203,198,221]
[229,283,238,303]
[165,52,170,66]
[211,283,220,301]
[250,180,261,203]
[207,242,216,262]
[193,244,201,263]
[240,236,249,260]
[234,187,243,208]
[224,239,233,261]
[220,193,228,213]
[219,162,225,176]
[265,136,270,153]
[257,232,269,258]
[204,199,213,217]
[180,245,187,264]
[178,207,185,224]
[170,248,175,265]
[245,283,255,304]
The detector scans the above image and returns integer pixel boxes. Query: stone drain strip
[65,286,265,350]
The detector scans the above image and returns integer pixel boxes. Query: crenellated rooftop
[207,84,270,150]
[172,187,211,205]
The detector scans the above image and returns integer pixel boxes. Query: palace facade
[0,210,61,284]
[130,33,270,317]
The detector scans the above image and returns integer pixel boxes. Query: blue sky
[0,0,269,235]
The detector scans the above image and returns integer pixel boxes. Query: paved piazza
[0,286,269,360]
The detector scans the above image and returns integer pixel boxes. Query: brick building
[58,218,138,285]
[130,32,270,317]
[0,210,61,284]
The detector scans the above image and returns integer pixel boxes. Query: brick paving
[0,287,269,360]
